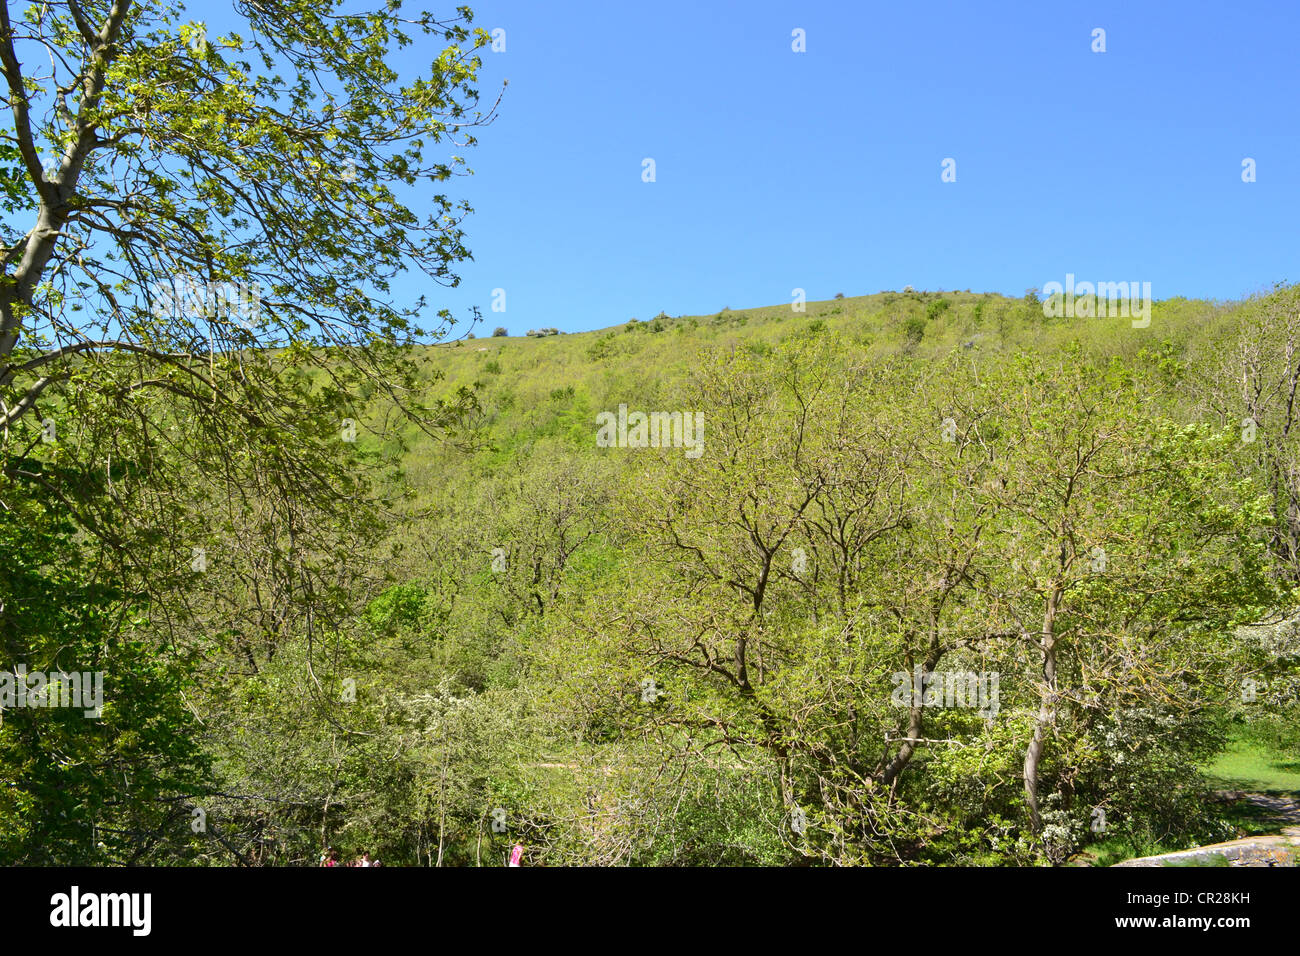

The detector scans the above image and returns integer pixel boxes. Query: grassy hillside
[394,289,1232,500]
[9,285,1298,868]
[239,285,1288,867]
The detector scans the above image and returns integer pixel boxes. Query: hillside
[7,284,1299,868]
[225,285,1290,867]
[405,288,1225,446]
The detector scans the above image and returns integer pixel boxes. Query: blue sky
[407,0,1297,335]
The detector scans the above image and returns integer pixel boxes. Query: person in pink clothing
[508,844,523,867]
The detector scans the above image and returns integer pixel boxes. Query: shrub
[364,582,428,635]
[587,332,616,361]
[926,298,952,321]
[493,326,508,337]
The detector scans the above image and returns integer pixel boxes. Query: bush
[493,326,507,337]
[363,582,428,635]
[587,332,616,361]
[926,297,952,321]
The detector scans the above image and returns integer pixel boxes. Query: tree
[493,326,507,337]
[0,0,498,680]
[904,316,925,344]
[1,0,495,552]
[544,339,1278,864]
[0,472,209,863]
[945,350,1275,858]
[0,0,498,862]
[1197,284,1300,581]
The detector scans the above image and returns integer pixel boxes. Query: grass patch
[1084,837,1181,868]
[1204,737,1300,794]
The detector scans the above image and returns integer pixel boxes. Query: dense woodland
[6,284,1300,866]
[1,2,1298,866]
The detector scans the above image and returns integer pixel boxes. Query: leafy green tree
[0,0,496,864]
[542,337,1281,864]
[944,351,1277,858]
[1196,284,1300,581]
[1,0,492,562]
[0,473,208,864]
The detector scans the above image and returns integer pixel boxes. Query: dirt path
[1215,790,1300,834]
[1243,793,1300,837]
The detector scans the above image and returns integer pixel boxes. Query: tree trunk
[881,645,944,793]
[1024,582,1063,833]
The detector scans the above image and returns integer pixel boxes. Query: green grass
[1204,738,1300,794]
[1084,732,1300,864]
[1201,731,1300,838]
[1084,837,1181,868]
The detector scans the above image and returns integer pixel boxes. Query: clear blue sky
[404,0,1298,335]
